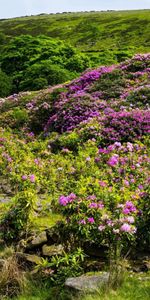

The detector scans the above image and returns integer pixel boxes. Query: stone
[132,263,148,273]
[145,260,150,271]
[42,244,63,257]
[65,272,109,292]
[16,252,43,268]
[27,231,47,249]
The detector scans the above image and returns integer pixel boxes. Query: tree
[0,70,12,97]
[0,35,91,93]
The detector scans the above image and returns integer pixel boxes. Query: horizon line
[0,8,150,21]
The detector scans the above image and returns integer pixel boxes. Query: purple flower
[107,220,114,226]
[126,216,135,224]
[59,195,68,206]
[98,202,104,209]
[123,180,130,187]
[88,217,95,224]
[123,201,137,213]
[99,181,107,187]
[120,223,132,232]
[28,132,34,137]
[79,219,86,225]
[29,174,36,183]
[22,175,27,181]
[67,193,77,202]
[122,208,130,215]
[89,202,98,208]
[107,155,119,167]
[114,142,122,147]
[138,184,144,190]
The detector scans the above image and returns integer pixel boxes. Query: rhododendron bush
[0,54,150,252]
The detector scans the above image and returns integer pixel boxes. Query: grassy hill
[0,10,150,56]
[0,11,150,299]
[0,10,150,96]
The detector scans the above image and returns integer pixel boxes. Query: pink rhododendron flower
[22,175,27,181]
[123,180,130,187]
[98,202,104,209]
[99,181,107,187]
[98,225,106,231]
[79,219,86,225]
[88,217,95,223]
[59,195,68,206]
[123,201,137,214]
[126,216,135,224]
[89,202,98,208]
[29,174,36,183]
[120,223,132,232]
[107,155,119,167]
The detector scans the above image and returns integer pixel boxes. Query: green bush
[0,69,12,97]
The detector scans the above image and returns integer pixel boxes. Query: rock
[27,231,47,249]
[42,244,64,257]
[16,252,43,269]
[65,272,109,292]
[145,260,150,271]
[133,263,148,273]
[25,254,43,265]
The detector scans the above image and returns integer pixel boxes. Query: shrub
[0,69,12,97]
[0,190,37,242]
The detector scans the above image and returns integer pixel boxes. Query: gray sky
[0,0,150,19]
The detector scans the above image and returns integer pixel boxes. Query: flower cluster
[43,54,150,135]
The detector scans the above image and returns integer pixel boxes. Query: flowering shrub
[58,193,138,253]
[101,109,150,143]
[0,54,150,252]
[44,54,150,134]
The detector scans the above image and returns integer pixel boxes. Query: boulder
[65,272,109,292]
[42,244,63,257]
[16,252,43,269]
[26,231,47,249]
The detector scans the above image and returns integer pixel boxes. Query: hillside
[0,10,150,98]
[0,10,150,57]
[0,54,150,299]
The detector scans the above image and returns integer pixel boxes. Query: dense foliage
[0,54,149,254]
[0,35,91,95]
[0,10,150,97]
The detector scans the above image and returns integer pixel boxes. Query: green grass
[0,10,150,56]
[4,274,150,300]
[81,275,150,300]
